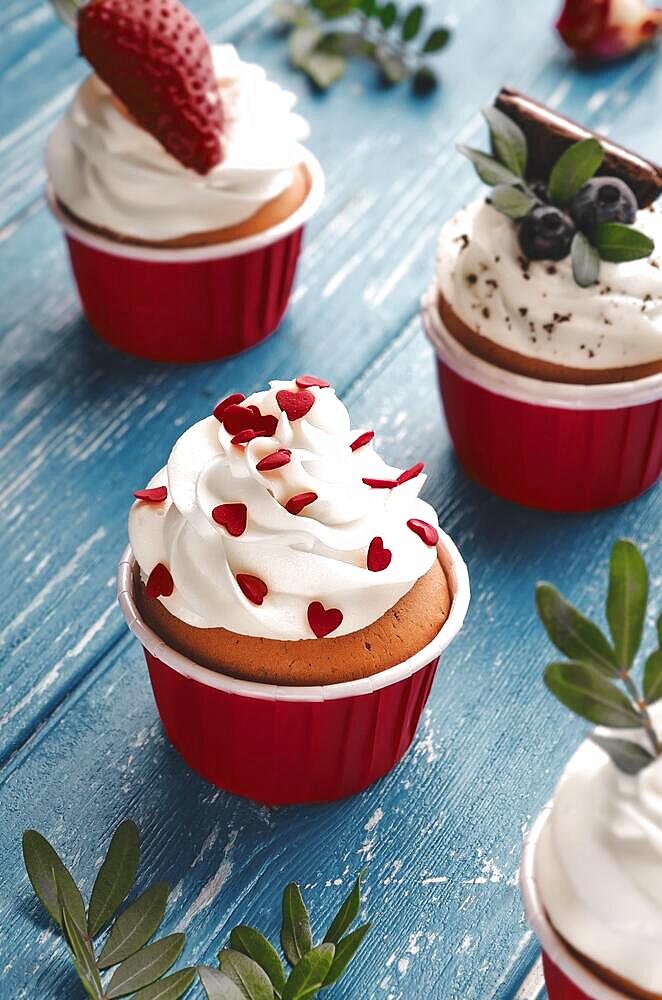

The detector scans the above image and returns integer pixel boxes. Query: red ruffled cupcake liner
[423,290,662,513]
[117,533,470,806]
[47,151,324,364]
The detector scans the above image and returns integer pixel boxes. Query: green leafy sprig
[536,539,662,775]
[199,872,371,1000]
[22,820,195,1000]
[458,107,654,286]
[273,0,450,93]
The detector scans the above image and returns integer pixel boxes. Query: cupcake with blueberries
[423,88,662,512]
[46,0,323,363]
[118,377,469,804]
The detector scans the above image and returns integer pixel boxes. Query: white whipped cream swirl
[46,45,310,241]
[129,380,439,640]
[536,718,662,995]
[436,198,662,371]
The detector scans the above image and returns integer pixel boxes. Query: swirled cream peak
[129,380,439,641]
[46,45,310,241]
[536,719,662,995]
[436,198,662,370]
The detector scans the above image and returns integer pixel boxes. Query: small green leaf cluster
[199,873,371,1000]
[536,539,662,775]
[22,820,195,999]
[273,0,450,93]
[458,108,654,287]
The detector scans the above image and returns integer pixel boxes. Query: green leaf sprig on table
[199,872,371,999]
[22,820,195,1000]
[273,0,451,93]
[536,538,662,775]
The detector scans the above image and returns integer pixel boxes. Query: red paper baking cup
[117,533,469,805]
[47,150,324,364]
[521,807,633,1000]
[422,288,662,512]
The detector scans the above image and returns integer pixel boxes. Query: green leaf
[535,583,618,677]
[571,231,601,288]
[322,922,371,987]
[592,223,654,263]
[60,895,103,998]
[280,884,312,967]
[378,2,397,29]
[218,949,274,1000]
[230,926,286,996]
[106,934,185,998]
[289,26,323,66]
[489,185,537,221]
[359,0,377,15]
[481,105,527,178]
[607,539,648,669]
[323,873,363,945]
[456,146,522,187]
[657,612,662,648]
[401,4,423,41]
[22,830,86,937]
[591,734,655,775]
[421,27,450,53]
[644,649,662,705]
[282,944,335,1000]
[134,968,197,1000]
[199,968,246,1000]
[300,50,347,88]
[311,0,357,16]
[99,882,170,969]
[544,661,642,728]
[88,819,140,937]
[548,138,604,205]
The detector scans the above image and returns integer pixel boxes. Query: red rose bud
[556,0,662,61]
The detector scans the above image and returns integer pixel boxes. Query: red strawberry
[78,0,223,175]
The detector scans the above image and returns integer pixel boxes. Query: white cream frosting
[46,45,310,241]
[536,719,662,994]
[435,198,662,370]
[128,380,439,641]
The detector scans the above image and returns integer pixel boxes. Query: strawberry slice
[78,0,223,175]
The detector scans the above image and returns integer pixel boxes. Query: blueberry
[518,205,576,261]
[570,177,637,231]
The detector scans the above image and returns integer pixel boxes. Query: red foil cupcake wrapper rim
[521,808,631,1000]
[116,531,470,703]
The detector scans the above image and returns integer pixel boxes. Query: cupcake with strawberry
[46,0,324,362]
[423,89,662,511]
[118,377,469,803]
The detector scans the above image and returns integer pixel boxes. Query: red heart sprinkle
[350,430,375,452]
[231,429,259,445]
[256,450,292,472]
[236,574,268,606]
[212,503,247,537]
[407,519,439,546]
[133,486,168,503]
[397,462,425,485]
[362,477,399,489]
[259,414,279,437]
[276,389,315,421]
[247,405,262,416]
[367,536,392,572]
[296,375,331,389]
[286,491,318,515]
[222,404,258,435]
[145,563,174,599]
[213,393,245,421]
[307,601,343,639]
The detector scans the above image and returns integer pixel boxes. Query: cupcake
[118,377,469,803]
[46,0,324,363]
[423,88,662,511]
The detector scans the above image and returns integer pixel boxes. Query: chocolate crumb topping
[467,273,478,285]
[482,307,491,319]
[546,265,558,275]
[519,307,528,316]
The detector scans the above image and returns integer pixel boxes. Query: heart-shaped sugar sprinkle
[231,429,259,445]
[296,375,331,389]
[276,389,315,421]
[236,574,268,606]
[307,601,343,639]
[350,430,375,452]
[212,503,247,537]
[222,404,256,435]
[256,450,292,472]
[362,477,399,489]
[367,536,392,572]
[407,518,438,547]
[145,563,174,599]
[286,491,318,515]
[133,486,168,503]
[213,393,245,421]
[397,462,425,485]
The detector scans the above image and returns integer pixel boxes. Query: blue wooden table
[1,1,660,996]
